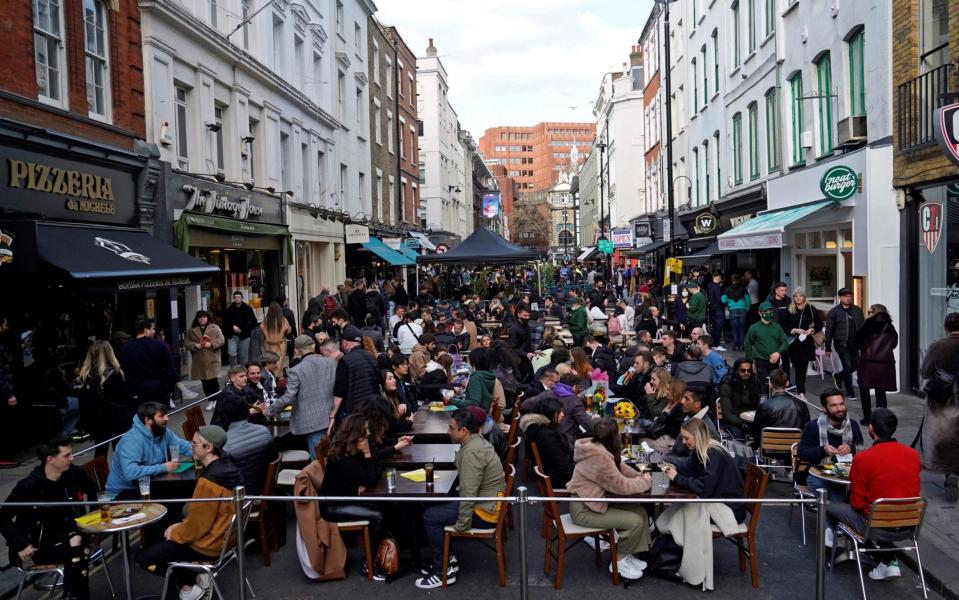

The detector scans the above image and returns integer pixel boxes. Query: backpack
[323,296,337,312]
[608,314,623,336]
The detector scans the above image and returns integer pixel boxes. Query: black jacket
[223,421,278,495]
[674,446,747,522]
[589,345,616,376]
[119,337,177,399]
[223,303,258,339]
[825,304,866,348]
[783,304,823,363]
[707,281,724,313]
[319,453,381,507]
[521,414,574,488]
[648,403,684,440]
[765,293,791,326]
[0,465,97,563]
[335,348,381,421]
[392,284,409,307]
[719,375,762,430]
[753,392,810,435]
[211,384,264,429]
[508,321,532,354]
[348,289,368,323]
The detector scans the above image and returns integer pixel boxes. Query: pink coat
[565,438,651,512]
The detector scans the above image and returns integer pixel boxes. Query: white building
[417,39,472,242]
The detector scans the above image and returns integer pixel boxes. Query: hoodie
[674,360,713,387]
[170,456,245,556]
[520,413,574,488]
[106,415,193,495]
[566,438,651,513]
[456,369,496,411]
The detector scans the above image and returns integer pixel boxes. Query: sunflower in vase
[613,401,637,420]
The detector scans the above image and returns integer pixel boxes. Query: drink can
[386,468,397,491]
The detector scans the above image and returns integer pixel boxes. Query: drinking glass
[424,463,435,486]
[98,492,111,521]
[169,443,180,463]
[138,477,151,501]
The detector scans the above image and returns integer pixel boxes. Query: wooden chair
[530,442,569,539]
[505,401,522,449]
[711,463,770,588]
[182,419,198,445]
[788,443,815,545]
[441,464,515,587]
[755,427,803,477]
[80,456,110,492]
[184,404,206,429]
[248,457,281,565]
[503,436,522,530]
[535,466,618,589]
[830,497,928,600]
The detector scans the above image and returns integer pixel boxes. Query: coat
[854,313,898,391]
[267,353,337,435]
[566,438,651,513]
[106,415,193,495]
[919,334,959,473]
[783,304,822,364]
[185,324,226,381]
[294,461,347,580]
[260,320,292,377]
[409,344,431,381]
[169,457,244,556]
[520,414,574,488]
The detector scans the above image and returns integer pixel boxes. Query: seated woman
[520,397,574,488]
[381,370,413,435]
[570,347,593,391]
[658,419,746,590]
[645,379,687,452]
[566,418,652,580]
[454,348,505,415]
[417,354,455,404]
[643,367,674,419]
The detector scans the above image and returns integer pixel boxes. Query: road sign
[598,239,614,254]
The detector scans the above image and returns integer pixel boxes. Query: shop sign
[182,184,264,219]
[482,193,500,218]
[403,237,421,249]
[728,213,754,228]
[633,221,652,239]
[0,146,137,225]
[170,173,283,224]
[820,165,858,201]
[920,201,944,255]
[935,102,959,165]
[0,229,13,267]
[345,224,370,244]
[693,213,718,235]
[611,229,634,248]
[116,276,191,290]
[436,243,449,254]
[598,239,614,254]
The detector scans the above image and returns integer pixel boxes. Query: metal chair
[830,497,929,600]
[160,499,256,599]
[15,546,116,600]
[788,443,815,545]
[711,463,770,588]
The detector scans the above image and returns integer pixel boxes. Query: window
[399,118,405,158]
[373,100,381,143]
[33,0,65,105]
[354,22,360,48]
[765,88,780,170]
[815,53,834,156]
[397,64,404,97]
[209,0,217,27]
[385,58,393,98]
[83,0,110,119]
[789,74,804,165]
[748,102,759,179]
[701,46,708,106]
[336,1,344,36]
[372,41,379,84]
[693,147,700,205]
[317,150,327,205]
[214,105,225,176]
[174,86,189,167]
[714,132,721,198]
[339,163,347,208]
[240,0,250,48]
[248,117,258,181]
[386,110,393,153]
[848,28,866,117]
[711,30,719,94]
[337,71,345,120]
[375,171,383,218]
[764,0,775,36]
[692,58,698,113]
[692,0,697,26]
[732,113,743,185]
[272,15,283,74]
[704,139,711,202]
[747,0,756,53]
[920,0,949,71]
[358,172,365,212]
[280,131,291,190]
[731,1,741,69]
[301,143,310,201]
[355,87,362,129]
[294,35,304,88]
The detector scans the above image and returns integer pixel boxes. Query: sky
[374,0,655,139]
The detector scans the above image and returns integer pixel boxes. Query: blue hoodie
[106,415,192,496]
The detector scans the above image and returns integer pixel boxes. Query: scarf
[817,413,853,448]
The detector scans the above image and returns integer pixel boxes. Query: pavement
[0,356,957,599]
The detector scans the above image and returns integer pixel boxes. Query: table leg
[120,530,134,600]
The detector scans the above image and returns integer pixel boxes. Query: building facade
[478,122,594,194]
[383,25,420,227]
[369,18,397,225]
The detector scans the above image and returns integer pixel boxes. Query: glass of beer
[424,463,435,487]
[98,492,111,521]
[138,477,151,501]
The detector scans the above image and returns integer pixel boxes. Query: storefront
[167,172,289,326]
[288,204,347,322]
[344,224,415,284]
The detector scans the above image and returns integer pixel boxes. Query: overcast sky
[374,0,654,139]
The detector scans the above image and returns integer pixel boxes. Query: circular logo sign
[693,213,718,235]
[435,244,448,254]
[820,165,858,201]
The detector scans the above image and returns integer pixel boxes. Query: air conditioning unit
[801,130,814,148]
[837,115,867,147]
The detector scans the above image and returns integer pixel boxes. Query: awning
[396,244,420,262]
[408,231,436,251]
[717,200,836,250]
[577,246,597,261]
[361,237,415,266]
[677,240,732,262]
[4,221,219,289]
[174,213,290,251]
[626,239,670,255]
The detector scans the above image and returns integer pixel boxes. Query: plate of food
[110,504,142,518]
[819,464,850,479]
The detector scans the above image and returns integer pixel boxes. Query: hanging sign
[598,239,614,254]
[920,201,944,255]
[693,213,718,235]
[820,165,858,201]
[935,102,959,165]
[611,229,634,248]
[345,224,370,244]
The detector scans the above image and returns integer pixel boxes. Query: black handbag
[922,351,959,405]
[643,533,684,581]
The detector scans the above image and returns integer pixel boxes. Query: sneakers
[584,536,611,552]
[205,401,217,412]
[715,345,728,352]
[420,555,458,576]
[360,561,387,581]
[824,527,834,548]
[177,382,199,400]
[415,564,458,588]
[868,560,901,581]
[946,474,959,502]
[610,555,645,579]
[179,584,206,600]
[196,573,210,591]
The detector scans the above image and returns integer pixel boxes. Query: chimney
[630,44,642,67]
[427,38,437,57]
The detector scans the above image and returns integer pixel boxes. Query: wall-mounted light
[825,240,838,249]
[842,239,853,249]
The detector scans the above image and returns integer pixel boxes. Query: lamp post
[597,138,608,281]
[653,0,680,262]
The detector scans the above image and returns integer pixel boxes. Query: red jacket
[849,439,921,514]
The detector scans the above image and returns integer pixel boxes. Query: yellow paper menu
[400,469,444,483]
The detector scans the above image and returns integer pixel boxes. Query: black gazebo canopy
[416,228,539,265]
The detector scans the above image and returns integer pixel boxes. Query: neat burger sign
[819,165,858,201]
[935,102,959,166]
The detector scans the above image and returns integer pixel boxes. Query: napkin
[174,461,194,473]
[401,469,444,483]
[428,405,457,412]
[75,512,102,526]
[111,512,147,525]
[641,441,654,454]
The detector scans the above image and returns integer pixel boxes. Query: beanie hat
[198,425,228,450]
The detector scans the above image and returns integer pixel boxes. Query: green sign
[598,239,614,254]
[820,165,858,201]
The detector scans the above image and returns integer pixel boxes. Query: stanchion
[517,485,529,600]
[815,488,829,600]
[235,485,247,600]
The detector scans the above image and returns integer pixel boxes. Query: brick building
[369,19,398,225]
[478,122,594,194]
[892,0,959,391]
[383,25,420,228]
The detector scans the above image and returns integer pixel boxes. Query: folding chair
[755,427,802,481]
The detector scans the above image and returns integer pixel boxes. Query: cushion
[334,520,371,529]
[444,525,496,534]
[280,450,311,463]
[559,513,608,536]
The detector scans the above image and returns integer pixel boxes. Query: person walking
[706,272,727,350]
[742,270,760,327]
[783,289,821,401]
[685,281,707,332]
[223,291,258,367]
[854,305,898,425]
[119,319,178,408]
[824,288,865,400]
[744,302,789,386]
[919,313,959,502]
[260,302,292,379]
[184,310,225,409]
[722,274,750,351]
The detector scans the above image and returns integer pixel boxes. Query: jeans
[227,337,250,367]
[135,541,212,600]
[833,343,857,397]
[60,395,81,437]
[422,501,491,570]
[729,312,746,348]
[754,359,778,388]
[807,474,849,505]
[305,430,327,459]
[859,387,887,422]
[711,312,726,345]
[32,533,90,600]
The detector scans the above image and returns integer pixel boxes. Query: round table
[740,410,756,423]
[78,503,168,600]
[808,465,851,486]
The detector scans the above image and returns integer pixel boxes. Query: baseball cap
[758,301,775,312]
[340,324,364,343]
[837,287,853,297]
[686,281,699,289]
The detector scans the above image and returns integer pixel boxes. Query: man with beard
[105,402,192,499]
[798,388,863,502]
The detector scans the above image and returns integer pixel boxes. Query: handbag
[644,533,684,582]
[922,352,959,405]
[375,536,400,576]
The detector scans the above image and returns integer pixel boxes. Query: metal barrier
[0,486,830,600]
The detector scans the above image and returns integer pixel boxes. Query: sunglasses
[738,368,752,373]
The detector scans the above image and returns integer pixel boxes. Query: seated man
[752,369,810,442]
[673,345,713,390]
[696,335,729,385]
[665,390,719,468]
[105,402,192,499]
[825,408,920,581]
[136,425,244,600]
[246,357,276,405]
[221,400,278,496]
[212,366,263,429]
[0,437,97,600]
[611,351,655,420]
[524,366,558,399]
[719,358,762,441]
[521,372,596,450]
[799,388,864,497]
[584,336,616,376]
[416,409,506,589]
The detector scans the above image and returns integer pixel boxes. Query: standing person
[918,313,959,502]
[330,326,382,431]
[568,297,588,347]
[260,302,292,379]
[743,270,760,327]
[722,274,750,351]
[744,302,789,386]
[120,319,178,408]
[348,280,369,327]
[508,305,534,357]
[765,282,792,376]
[685,281,707,332]
[783,289,821,401]
[223,291,257,367]
[706,272,727,350]
[184,310,225,409]
[76,340,130,458]
[854,304,898,425]
[614,266,626,299]
[364,284,387,331]
[0,437,97,600]
[276,294,298,360]
[824,288,865,400]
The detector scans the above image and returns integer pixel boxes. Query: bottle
[386,468,397,491]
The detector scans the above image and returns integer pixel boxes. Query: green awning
[175,213,290,251]
[362,237,415,266]
[396,244,420,262]
[717,200,836,251]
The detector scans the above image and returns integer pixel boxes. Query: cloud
[374,0,653,136]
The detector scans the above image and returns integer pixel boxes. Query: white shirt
[396,321,423,355]
[388,314,403,336]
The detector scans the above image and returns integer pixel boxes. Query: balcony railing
[897,64,956,153]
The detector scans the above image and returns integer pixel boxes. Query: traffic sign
[598,239,614,254]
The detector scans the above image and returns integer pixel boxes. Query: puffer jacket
[106,415,192,495]
[520,413,574,488]
[566,438,651,513]
[223,420,278,495]
[674,360,713,388]
[409,344,431,381]
[719,375,761,429]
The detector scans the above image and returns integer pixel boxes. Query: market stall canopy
[416,227,538,264]
[717,200,836,250]
[361,236,415,266]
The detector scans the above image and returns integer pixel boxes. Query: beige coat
[565,438,651,513]
[294,461,347,580]
[260,320,291,377]
[185,324,225,381]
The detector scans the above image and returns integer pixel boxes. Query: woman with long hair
[380,370,413,434]
[184,310,225,400]
[642,367,674,416]
[570,346,592,389]
[566,418,652,580]
[76,340,130,457]
[260,302,291,378]
[646,379,687,449]
[854,304,898,424]
[784,288,822,400]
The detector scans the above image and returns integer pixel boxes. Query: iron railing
[897,64,955,153]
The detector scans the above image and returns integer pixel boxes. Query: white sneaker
[585,536,611,552]
[205,401,216,411]
[626,555,648,572]
[179,584,206,600]
[611,556,643,579]
[196,573,211,590]
[824,527,834,548]
[868,560,901,581]
[177,382,199,400]
[715,345,728,352]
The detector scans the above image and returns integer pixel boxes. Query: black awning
[31,222,218,288]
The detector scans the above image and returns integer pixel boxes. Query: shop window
[809,231,822,248]
[824,229,838,249]
[794,232,806,249]
[841,227,853,248]
[83,0,110,120]
[918,186,959,366]
[805,255,836,299]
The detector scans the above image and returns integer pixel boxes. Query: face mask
[761,311,775,320]
[681,291,689,298]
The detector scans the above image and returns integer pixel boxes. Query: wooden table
[411,407,452,441]
[617,465,699,499]
[381,443,458,469]
[361,469,457,497]
[78,503,167,600]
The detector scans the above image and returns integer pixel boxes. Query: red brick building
[383,25,420,226]
[478,122,595,193]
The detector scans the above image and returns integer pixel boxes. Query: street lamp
[597,137,608,281]
[652,0,680,262]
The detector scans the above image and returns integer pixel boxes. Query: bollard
[517,486,529,600]
[815,488,829,600]
[235,485,247,600]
